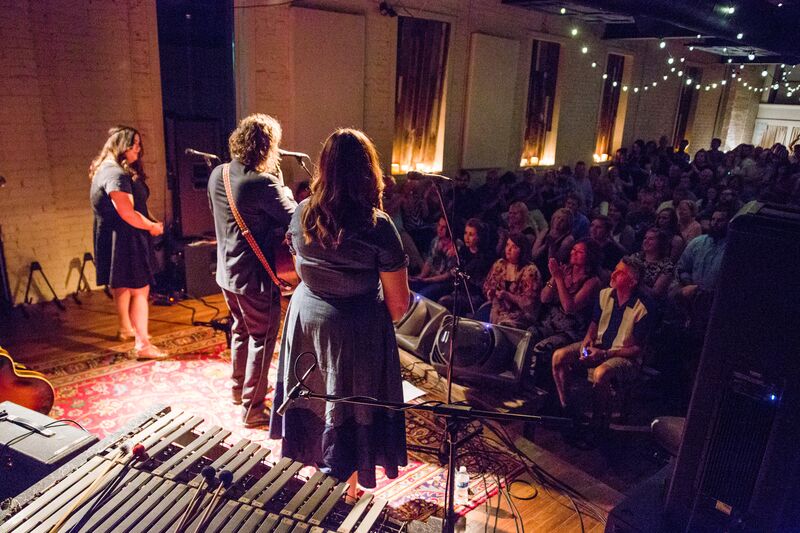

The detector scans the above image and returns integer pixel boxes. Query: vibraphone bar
[0,406,433,533]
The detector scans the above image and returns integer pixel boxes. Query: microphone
[406,170,452,182]
[276,362,318,416]
[278,148,310,160]
[185,148,221,160]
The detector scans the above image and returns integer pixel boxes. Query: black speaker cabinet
[429,316,534,390]
[0,401,98,500]
[183,240,219,298]
[394,292,449,359]
[165,117,221,238]
[665,203,800,532]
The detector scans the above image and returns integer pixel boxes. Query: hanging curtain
[522,40,560,163]
[789,126,800,148]
[392,17,450,172]
[673,67,702,148]
[759,125,787,148]
[595,54,625,158]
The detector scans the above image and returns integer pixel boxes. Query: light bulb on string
[633,87,639,92]
[671,67,676,72]
[560,7,566,14]
[623,85,628,91]
[697,34,702,38]
[663,75,668,80]
[686,79,692,85]
[721,80,727,85]
[705,86,710,91]
[678,70,684,76]
[737,33,744,39]
[652,81,657,86]
[667,57,674,64]
[659,40,666,49]
[689,46,695,51]
[712,83,718,88]
[591,62,597,68]
[728,58,733,63]
[581,46,588,54]
[680,57,685,62]
[761,70,768,77]
[570,27,578,37]
[740,64,745,69]
[602,73,608,79]
[695,84,701,89]
[612,81,618,87]
[748,52,755,61]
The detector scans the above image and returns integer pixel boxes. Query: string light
[560,7,566,14]
[736,32,744,39]
[557,10,797,99]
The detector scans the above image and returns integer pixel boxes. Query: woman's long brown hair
[301,129,384,248]
[88,126,146,181]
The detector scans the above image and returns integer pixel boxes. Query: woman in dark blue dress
[270,129,410,489]
[89,126,165,359]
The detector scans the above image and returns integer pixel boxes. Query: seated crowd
[385,136,800,441]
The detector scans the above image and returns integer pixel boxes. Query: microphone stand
[282,154,313,179]
[408,176,476,464]
[286,385,571,533]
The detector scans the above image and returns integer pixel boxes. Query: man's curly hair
[228,114,282,173]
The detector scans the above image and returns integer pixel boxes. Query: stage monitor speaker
[394,292,449,359]
[0,401,98,500]
[665,203,800,532]
[183,240,219,298]
[429,316,533,390]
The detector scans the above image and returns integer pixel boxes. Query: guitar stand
[20,261,65,318]
[71,252,96,305]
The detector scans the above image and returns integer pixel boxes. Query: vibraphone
[0,406,435,533]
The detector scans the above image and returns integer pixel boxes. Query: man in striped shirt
[552,256,654,431]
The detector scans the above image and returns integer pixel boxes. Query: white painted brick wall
[0,0,165,304]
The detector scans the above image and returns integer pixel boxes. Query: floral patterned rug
[37,326,523,521]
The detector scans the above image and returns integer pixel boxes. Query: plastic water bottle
[454,465,469,506]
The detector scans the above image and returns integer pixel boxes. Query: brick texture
[0,0,165,304]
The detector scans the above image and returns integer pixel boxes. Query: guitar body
[0,348,55,415]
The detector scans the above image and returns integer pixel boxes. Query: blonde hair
[302,129,384,248]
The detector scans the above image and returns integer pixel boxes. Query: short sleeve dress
[90,160,155,288]
[269,200,409,488]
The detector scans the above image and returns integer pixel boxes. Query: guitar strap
[222,164,291,290]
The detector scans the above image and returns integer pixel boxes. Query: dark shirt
[591,288,653,351]
[208,159,296,295]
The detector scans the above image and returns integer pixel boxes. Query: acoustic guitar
[0,347,55,415]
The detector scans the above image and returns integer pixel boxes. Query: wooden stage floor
[0,290,667,532]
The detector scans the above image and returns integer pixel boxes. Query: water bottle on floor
[454,465,469,506]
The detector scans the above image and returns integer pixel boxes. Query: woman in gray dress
[89,126,165,359]
[269,129,410,489]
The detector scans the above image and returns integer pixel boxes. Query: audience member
[676,199,702,243]
[481,233,542,328]
[608,200,636,252]
[552,256,653,434]
[565,192,590,239]
[589,215,625,273]
[409,216,462,301]
[533,207,575,273]
[528,239,602,386]
[574,161,593,211]
[439,218,494,315]
[655,207,686,262]
[632,228,674,302]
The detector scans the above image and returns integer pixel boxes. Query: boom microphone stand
[279,366,571,533]
[406,172,475,463]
